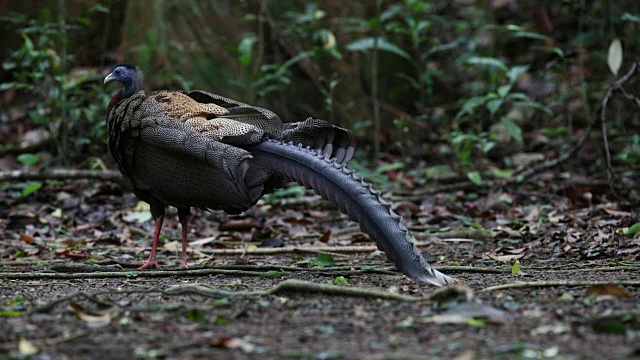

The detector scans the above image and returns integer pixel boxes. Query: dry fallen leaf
[586,284,632,300]
[19,337,40,356]
[211,337,256,353]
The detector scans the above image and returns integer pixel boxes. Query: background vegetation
[1,0,639,189]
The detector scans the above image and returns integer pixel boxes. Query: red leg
[138,215,164,270]
[179,215,189,268]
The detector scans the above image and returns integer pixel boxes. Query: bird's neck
[107,92,122,114]
[121,75,144,98]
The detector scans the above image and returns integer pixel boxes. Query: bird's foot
[179,260,188,269]
[137,260,160,270]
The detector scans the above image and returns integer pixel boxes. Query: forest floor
[0,163,639,359]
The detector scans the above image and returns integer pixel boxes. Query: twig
[481,280,640,292]
[599,58,640,186]
[30,291,117,314]
[0,169,123,183]
[165,280,423,301]
[196,240,448,255]
[0,268,273,280]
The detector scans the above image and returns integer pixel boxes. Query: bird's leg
[138,215,164,269]
[178,207,191,269]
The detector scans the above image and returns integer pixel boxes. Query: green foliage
[1,7,111,163]
[21,182,43,198]
[184,308,208,322]
[329,276,350,286]
[511,260,520,276]
[2,1,636,178]
[300,253,335,267]
[238,3,341,103]
[16,154,41,166]
[617,135,640,165]
[448,131,496,172]
[259,271,285,278]
[346,37,411,60]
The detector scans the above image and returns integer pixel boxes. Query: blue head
[104,64,144,98]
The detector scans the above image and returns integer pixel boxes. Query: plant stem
[57,0,69,164]
[372,0,382,158]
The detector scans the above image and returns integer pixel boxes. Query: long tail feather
[247,140,454,286]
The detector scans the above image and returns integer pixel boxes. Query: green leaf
[185,309,207,322]
[486,99,503,117]
[334,276,350,285]
[315,253,335,267]
[213,298,230,306]
[394,318,414,329]
[0,82,17,91]
[467,171,482,185]
[238,34,257,67]
[500,117,523,144]
[213,315,231,325]
[512,260,520,276]
[0,310,21,317]
[375,162,405,175]
[423,38,464,59]
[513,99,554,116]
[465,56,508,72]
[89,4,110,13]
[468,318,486,327]
[75,16,91,26]
[455,96,485,120]
[591,317,627,335]
[621,12,640,23]
[486,168,514,178]
[22,182,43,197]
[512,31,550,41]
[20,33,34,52]
[259,271,284,278]
[346,37,411,60]
[17,153,40,165]
[497,84,512,98]
[506,65,529,83]
[608,38,623,76]
[624,223,640,235]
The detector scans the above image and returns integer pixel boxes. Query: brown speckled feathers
[104,64,453,285]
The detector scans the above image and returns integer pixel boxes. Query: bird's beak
[104,73,117,85]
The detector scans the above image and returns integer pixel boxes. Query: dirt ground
[1,172,639,359]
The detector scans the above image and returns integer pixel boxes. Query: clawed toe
[137,260,160,270]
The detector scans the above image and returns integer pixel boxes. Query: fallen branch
[0,169,122,183]
[30,279,426,314]
[481,280,640,292]
[164,280,423,301]
[0,268,272,280]
[197,240,453,256]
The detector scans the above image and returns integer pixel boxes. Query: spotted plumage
[104,64,453,286]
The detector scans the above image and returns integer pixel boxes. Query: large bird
[104,64,453,286]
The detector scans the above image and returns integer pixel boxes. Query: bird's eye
[115,69,122,75]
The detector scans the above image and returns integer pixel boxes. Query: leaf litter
[1,164,639,359]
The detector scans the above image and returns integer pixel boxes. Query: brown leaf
[603,208,632,218]
[162,240,180,252]
[586,284,632,299]
[307,210,329,218]
[76,311,113,328]
[287,217,313,225]
[19,235,34,244]
[219,218,257,231]
[319,230,331,243]
[486,247,527,262]
[211,337,256,353]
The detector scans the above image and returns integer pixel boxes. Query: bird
[104,63,454,286]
